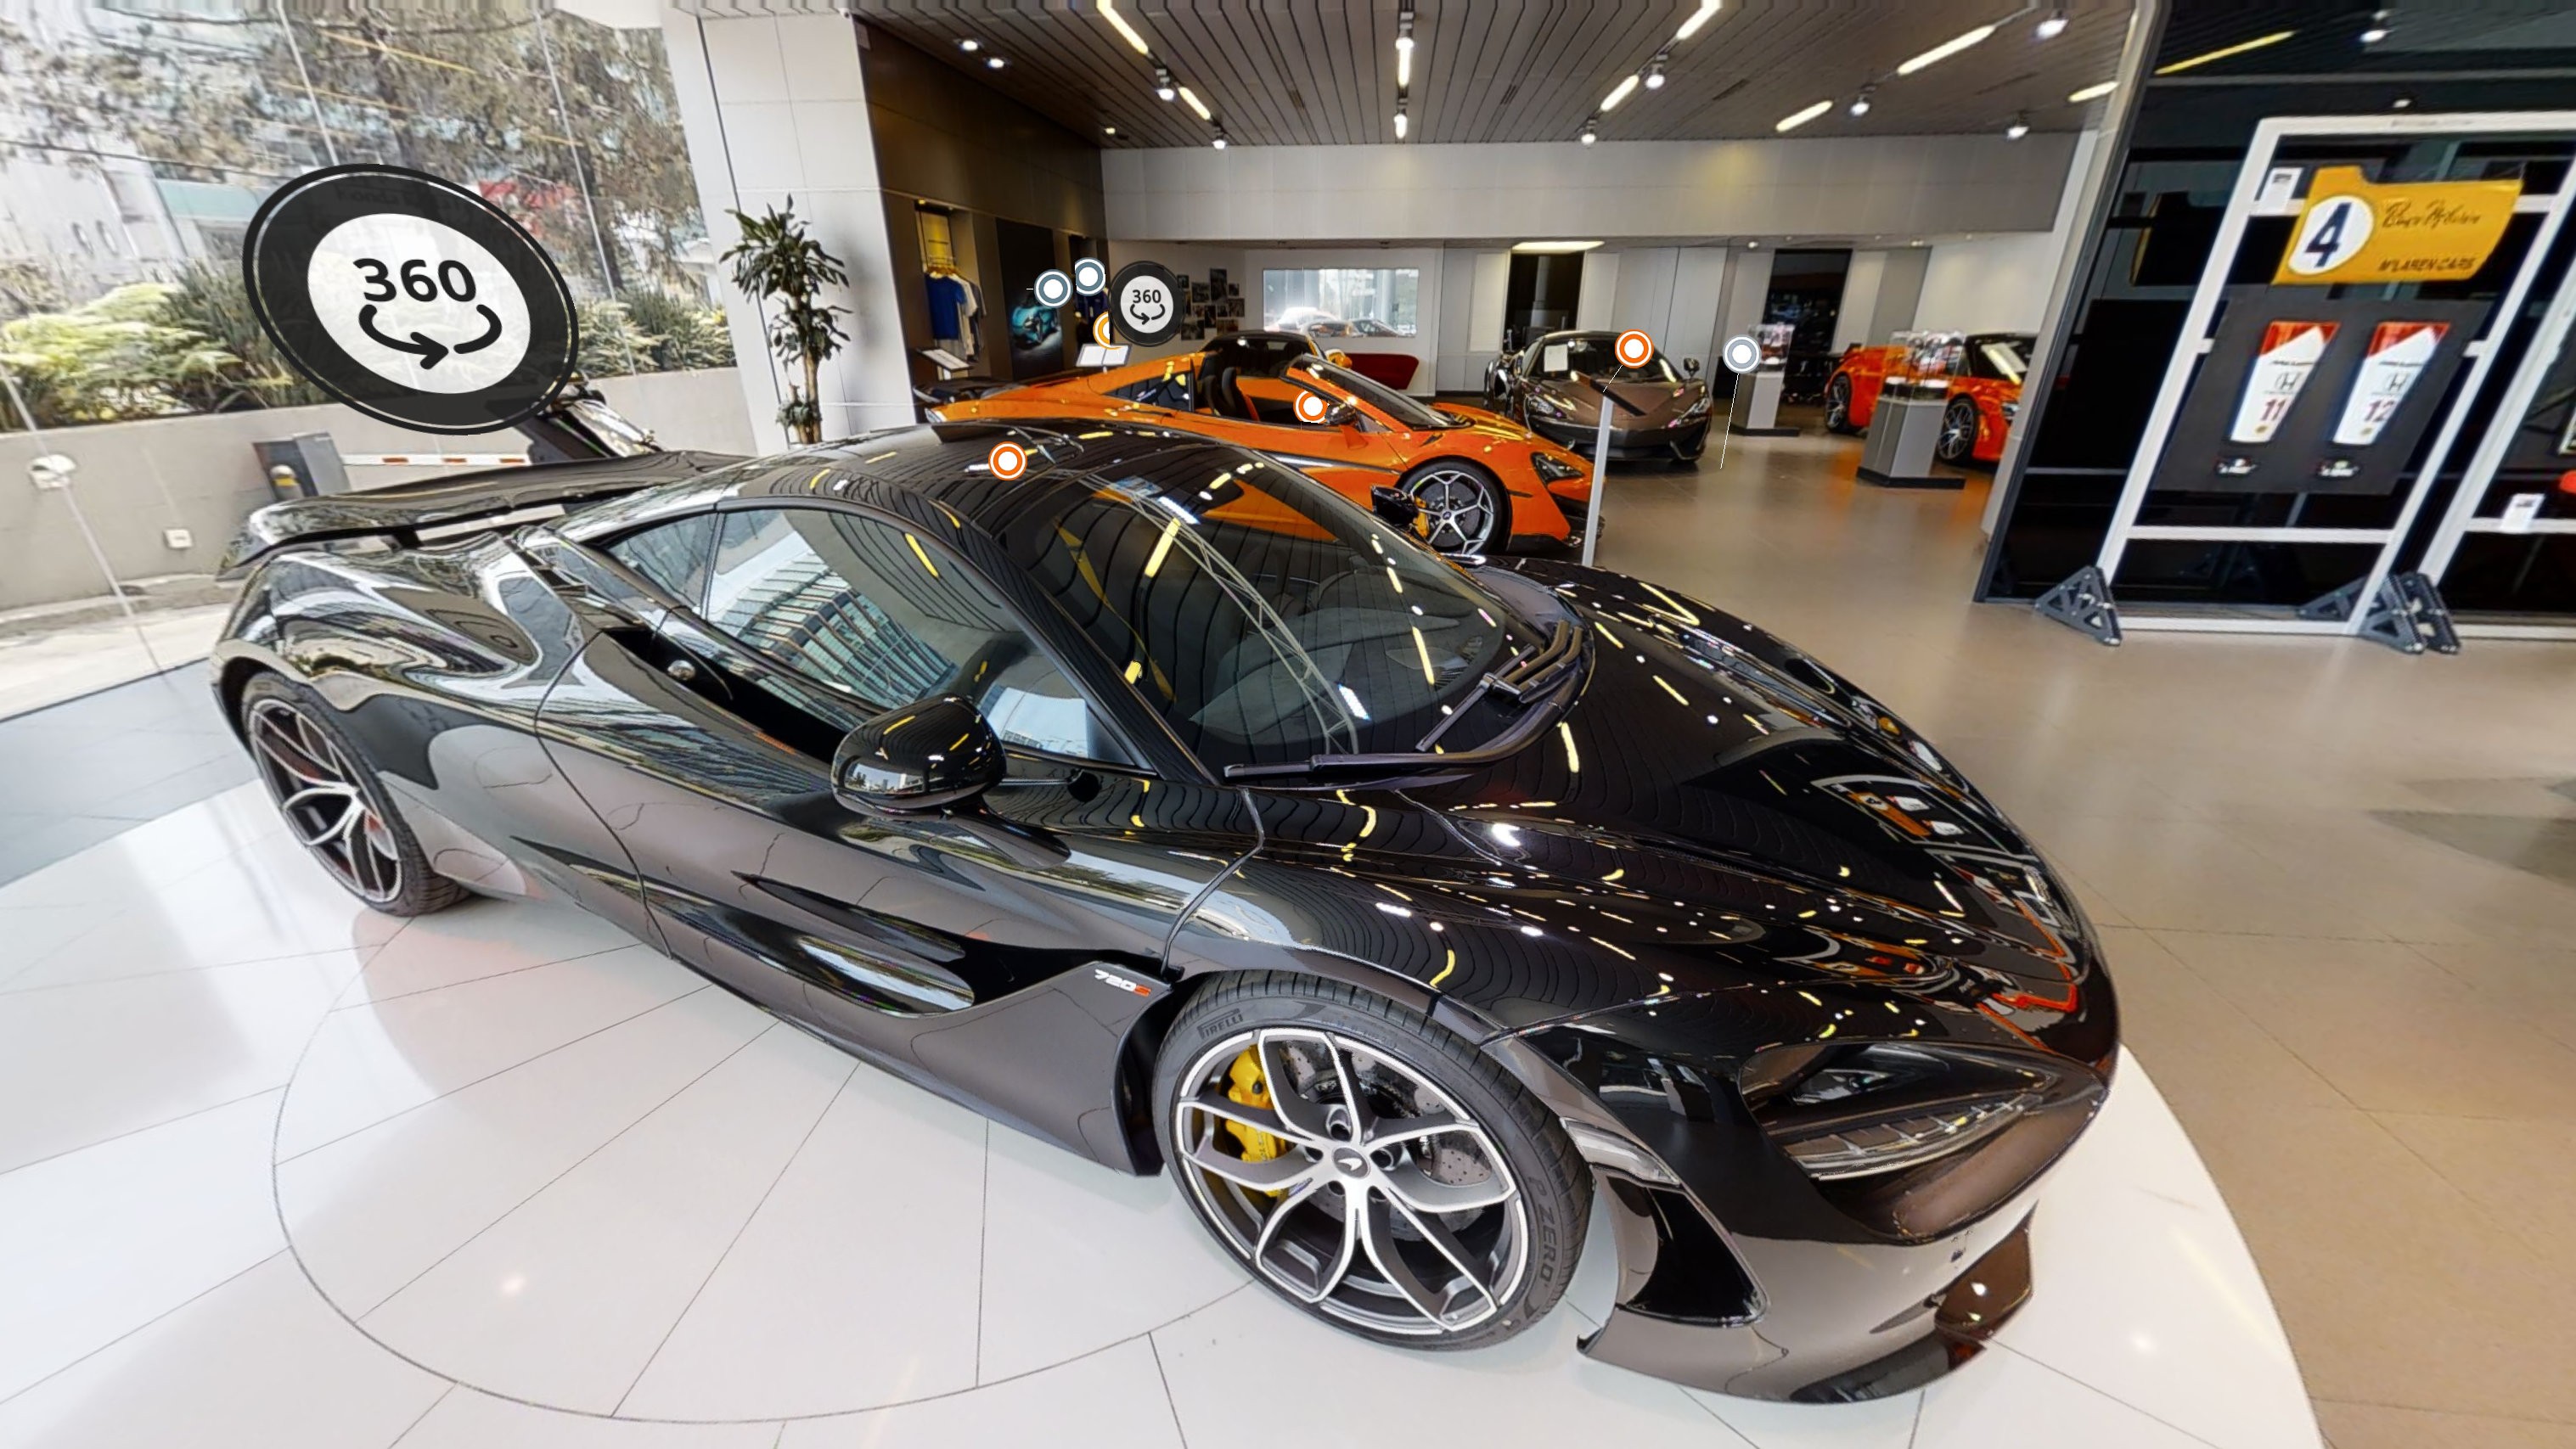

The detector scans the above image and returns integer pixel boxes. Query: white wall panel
[1575,250,1621,330]
[1104,135,2077,244]
[1668,248,1730,371]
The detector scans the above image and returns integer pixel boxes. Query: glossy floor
[0,783,2308,1448]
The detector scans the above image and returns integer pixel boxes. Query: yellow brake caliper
[1225,1048,1292,1196]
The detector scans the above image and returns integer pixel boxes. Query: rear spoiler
[219,449,742,577]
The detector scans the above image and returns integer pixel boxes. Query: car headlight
[1677,395,1712,423]
[1530,452,1586,483]
[1527,395,1567,419]
[1737,1042,2074,1182]
[2000,401,2021,420]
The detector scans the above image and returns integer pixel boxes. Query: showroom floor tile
[4,415,2573,1444]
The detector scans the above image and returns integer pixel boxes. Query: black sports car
[212,420,2116,1402]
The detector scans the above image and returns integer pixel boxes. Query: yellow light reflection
[1144,518,1183,577]
[1559,721,1581,773]
[1411,626,1437,685]
[904,534,940,576]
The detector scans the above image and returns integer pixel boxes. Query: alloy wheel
[246,698,402,903]
[1172,1026,1529,1337]
[1824,379,1851,432]
[1938,400,1977,462]
[1406,469,1499,553]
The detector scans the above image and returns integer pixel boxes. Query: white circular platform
[1,786,2326,1447]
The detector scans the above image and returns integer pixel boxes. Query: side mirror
[1685,357,1703,375]
[1327,401,1364,428]
[833,695,1005,812]
[1370,485,1422,530]
[1326,349,1353,367]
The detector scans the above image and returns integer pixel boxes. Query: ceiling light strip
[1675,0,1722,42]
[1897,23,1996,75]
[1775,98,1831,132]
[2155,30,2295,75]
[1177,85,1212,121]
[1601,73,1641,111]
[2067,80,2116,102]
[1095,0,1150,56]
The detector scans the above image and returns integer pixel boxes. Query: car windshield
[1977,339,2029,385]
[1289,357,1456,430]
[1529,335,1679,384]
[996,445,1544,771]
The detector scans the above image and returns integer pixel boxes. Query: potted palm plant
[723,199,846,445]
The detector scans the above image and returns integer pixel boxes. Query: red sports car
[1822,333,2033,465]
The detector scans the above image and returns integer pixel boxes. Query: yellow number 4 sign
[2275,166,2522,284]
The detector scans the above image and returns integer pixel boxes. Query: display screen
[1263,268,1419,338]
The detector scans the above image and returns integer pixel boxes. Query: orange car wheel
[1936,397,1980,464]
[1823,374,1859,435]
[1402,461,1506,554]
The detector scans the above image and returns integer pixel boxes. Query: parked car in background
[1483,329,1713,465]
[1821,333,2034,465]
[927,331,1593,555]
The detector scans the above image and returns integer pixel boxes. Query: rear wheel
[1155,974,1587,1351]
[239,674,464,917]
[1937,397,1980,463]
[1401,462,1505,554]
[1822,374,1857,434]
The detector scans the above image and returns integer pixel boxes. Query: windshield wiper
[1223,619,1583,780]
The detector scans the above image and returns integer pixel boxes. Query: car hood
[1394,559,2107,1054]
[1529,374,1706,428]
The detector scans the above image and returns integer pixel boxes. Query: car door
[532,498,1260,1165]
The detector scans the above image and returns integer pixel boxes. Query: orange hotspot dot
[988,441,1026,479]
[1093,313,1116,348]
[1295,391,1329,423]
[1617,329,1653,367]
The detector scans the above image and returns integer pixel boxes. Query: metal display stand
[2033,111,2576,652]
[1728,368,1797,436]
[2413,227,2576,640]
[1856,393,1958,489]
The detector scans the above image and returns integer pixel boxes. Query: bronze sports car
[1486,330,1713,464]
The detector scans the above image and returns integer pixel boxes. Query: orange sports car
[926,332,1595,555]
[1821,332,2033,465]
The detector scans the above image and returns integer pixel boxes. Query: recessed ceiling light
[1097,0,1151,56]
[1645,48,1669,88]
[1154,65,1176,102]
[1898,24,1996,75]
[958,37,980,52]
[1103,124,1117,135]
[1579,117,1598,144]
[2005,113,2030,139]
[1675,0,1722,42]
[1775,98,1832,132]
[986,55,1006,70]
[1212,127,1228,149]
[2068,80,2117,102]
[2359,25,2389,42]
[2156,30,2295,75]
[2035,8,2068,40]
[1848,85,1875,116]
[1513,239,1605,253]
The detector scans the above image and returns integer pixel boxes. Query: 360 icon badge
[1109,260,1183,346]
[244,164,577,434]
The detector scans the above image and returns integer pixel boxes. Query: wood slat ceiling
[850,0,2136,148]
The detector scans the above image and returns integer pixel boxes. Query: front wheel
[1822,375,1857,434]
[238,673,464,917]
[1937,397,1981,464]
[1155,974,1588,1351]
[1401,462,1506,554]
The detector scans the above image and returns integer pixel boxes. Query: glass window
[1976,338,2030,385]
[607,512,717,608]
[702,507,1132,764]
[1262,268,1420,336]
[994,446,1546,771]
[1290,357,1456,430]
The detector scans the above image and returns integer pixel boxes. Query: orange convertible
[927,332,1595,554]
[1821,332,2033,466]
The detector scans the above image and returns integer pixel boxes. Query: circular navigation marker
[1615,329,1655,369]
[1072,256,1108,295]
[987,440,1030,480]
[244,165,577,435]
[1719,334,1763,375]
[1092,313,1116,349]
[1294,390,1331,424]
[1110,260,1184,346]
[1033,268,1074,308]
